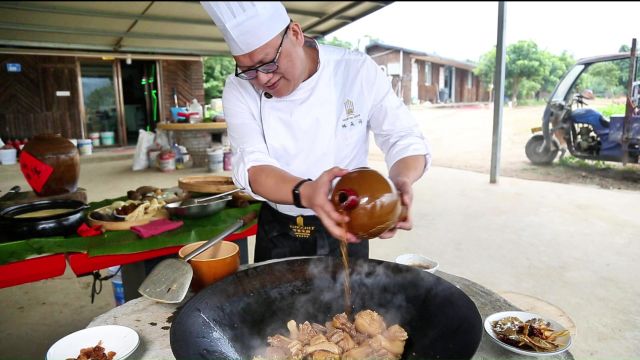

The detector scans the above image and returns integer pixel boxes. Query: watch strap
[292,178,312,208]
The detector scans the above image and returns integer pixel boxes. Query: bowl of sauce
[395,253,439,274]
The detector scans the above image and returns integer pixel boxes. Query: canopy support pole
[490,1,507,184]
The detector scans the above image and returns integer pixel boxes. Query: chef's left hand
[378,177,413,239]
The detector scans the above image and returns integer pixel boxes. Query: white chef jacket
[222,43,431,217]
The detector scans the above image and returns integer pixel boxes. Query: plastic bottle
[223,146,232,171]
[174,143,184,169]
[107,266,125,306]
[189,99,203,122]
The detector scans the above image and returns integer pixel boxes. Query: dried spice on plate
[491,316,569,352]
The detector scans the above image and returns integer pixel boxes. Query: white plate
[46,325,139,360]
[484,311,572,357]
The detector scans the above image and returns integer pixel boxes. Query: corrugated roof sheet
[0,1,390,56]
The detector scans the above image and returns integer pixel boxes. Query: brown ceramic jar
[330,167,403,240]
[20,133,80,196]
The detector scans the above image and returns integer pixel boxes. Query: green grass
[598,103,625,118]
[558,155,611,170]
[516,99,547,107]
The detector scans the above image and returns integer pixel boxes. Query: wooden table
[88,266,574,360]
[156,122,227,132]
[156,122,227,167]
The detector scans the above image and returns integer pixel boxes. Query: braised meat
[254,310,407,360]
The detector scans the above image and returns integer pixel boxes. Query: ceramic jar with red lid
[19,133,80,196]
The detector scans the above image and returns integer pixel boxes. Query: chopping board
[178,175,256,202]
[178,175,237,193]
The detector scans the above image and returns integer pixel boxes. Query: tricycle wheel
[525,134,559,165]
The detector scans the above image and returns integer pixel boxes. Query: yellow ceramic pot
[178,240,240,292]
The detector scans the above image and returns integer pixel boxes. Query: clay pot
[330,167,403,240]
[20,134,80,196]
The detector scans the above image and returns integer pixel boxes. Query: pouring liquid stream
[339,210,352,318]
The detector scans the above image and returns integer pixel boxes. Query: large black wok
[171,256,482,359]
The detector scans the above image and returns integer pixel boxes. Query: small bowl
[395,254,439,273]
[179,240,240,292]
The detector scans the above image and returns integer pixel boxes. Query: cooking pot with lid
[0,199,88,242]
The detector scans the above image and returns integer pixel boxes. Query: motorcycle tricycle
[525,53,640,165]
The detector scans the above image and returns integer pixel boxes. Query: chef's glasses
[235,22,291,80]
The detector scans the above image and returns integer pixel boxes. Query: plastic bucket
[207,148,223,172]
[78,139,93,155]
[223,149,232,171]
[171,107,188,121]
[89,132,100,147]
[148,150,161,168]
[0,148,17,165]
[100,131,115,146]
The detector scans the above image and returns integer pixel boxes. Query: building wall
[0,54,205,142]
[160,60,204,122]
[417,62,440,103]
[367,45,489,105]
[368,48,412,104]
[0,54,82,140]
[367,48,403,99]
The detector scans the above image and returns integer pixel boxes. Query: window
[467,71,473,88]
[425,62,432,85]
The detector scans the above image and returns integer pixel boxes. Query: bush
[517,99,546,107]
[598,103,625,118]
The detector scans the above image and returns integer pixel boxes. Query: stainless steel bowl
[164,196,231,218]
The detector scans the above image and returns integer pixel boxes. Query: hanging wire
[90,266,122,304]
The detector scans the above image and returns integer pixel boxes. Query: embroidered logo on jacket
[290,216,315,238]
[341,99,362,128]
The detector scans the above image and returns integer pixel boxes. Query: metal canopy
[0,1,391,56]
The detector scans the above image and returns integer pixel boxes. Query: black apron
[255,203,369,262]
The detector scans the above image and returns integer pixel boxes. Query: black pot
[0,199,88,242]
[170,257,483,360]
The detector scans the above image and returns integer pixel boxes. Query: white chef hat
[201,1,290,56]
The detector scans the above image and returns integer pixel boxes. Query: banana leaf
[0,198,261,265]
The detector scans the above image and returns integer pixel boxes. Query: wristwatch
[292,178,312,208]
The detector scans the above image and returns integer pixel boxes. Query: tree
[540,50,574,99]
[581,62,622,98]
[317,36,353,49]
[203,56,235,102]
[505,40,549,103]
[473,47,496,101]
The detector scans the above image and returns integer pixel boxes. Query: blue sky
[329,2,640,63]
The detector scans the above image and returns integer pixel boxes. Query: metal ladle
[180,188,243,207]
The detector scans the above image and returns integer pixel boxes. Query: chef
[201,1,431,262]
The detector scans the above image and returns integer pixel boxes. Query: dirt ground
[391,102,640,192]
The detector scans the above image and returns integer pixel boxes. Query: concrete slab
[0,157,638,358]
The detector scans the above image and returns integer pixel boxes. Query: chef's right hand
[299,167,359,243]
